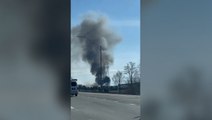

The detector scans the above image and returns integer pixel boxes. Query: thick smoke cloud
[71,14,121,85]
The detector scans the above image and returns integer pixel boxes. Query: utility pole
[99,45,103,89]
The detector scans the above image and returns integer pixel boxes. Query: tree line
[78,62,140,95]
[112,62,140,95]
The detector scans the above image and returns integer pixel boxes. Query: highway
[71,92,140,120]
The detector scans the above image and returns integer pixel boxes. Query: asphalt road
[71,92,140,120]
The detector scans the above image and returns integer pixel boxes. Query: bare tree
[124,62,138,94]
[133,64,141,83]
[112,71,124,93]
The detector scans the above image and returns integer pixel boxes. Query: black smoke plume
[71,14,121,86]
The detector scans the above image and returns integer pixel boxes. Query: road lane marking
[71,106,80,111]
[129,103,136,106]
